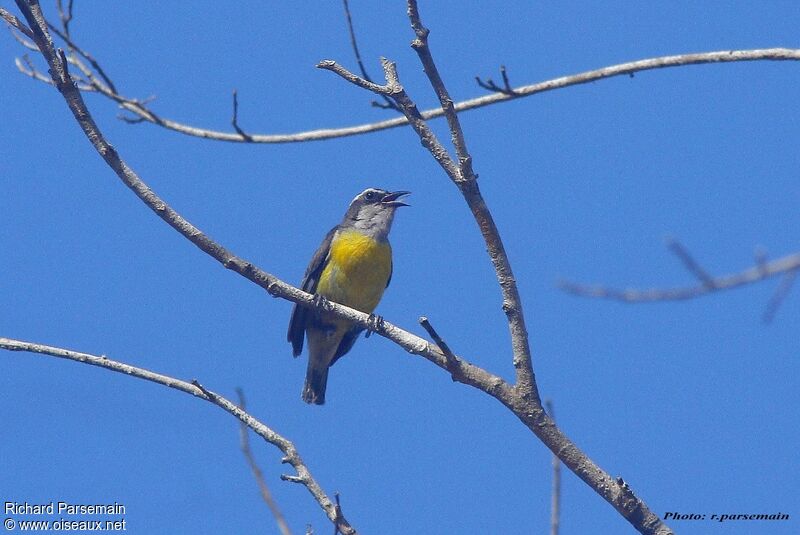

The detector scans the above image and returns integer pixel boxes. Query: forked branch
[318,2,673,533]
[560,240,800,321]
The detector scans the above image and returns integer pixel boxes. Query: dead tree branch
[476,65,517,95]
[8,0,515,443]
[560,242,800,321]
[5,7,799,143]
[318,2,673,533]
[0,336,349,535]
[8,3,668,530]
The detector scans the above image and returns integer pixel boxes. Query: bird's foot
[365,313,385,338]
[312,293,332,312]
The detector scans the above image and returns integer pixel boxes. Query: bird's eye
[364,191,376,201]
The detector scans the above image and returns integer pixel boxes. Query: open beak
[381,190,411,207]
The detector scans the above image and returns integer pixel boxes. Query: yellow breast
[317,229,392,315]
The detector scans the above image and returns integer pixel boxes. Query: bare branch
[1,6,34,38]
[46,21,118,93]
[545,400,561,535]
[231,90,253,141]
[0,337,352,534]
[405,0,536,402]
[115,47,800,142]
[762,268,798,323]
[341,0,398,111]
[15,53,50,83]
[11,0,676,531]
[476,65,517,96]
[332,494,343,535]
[10,0,513,415]
[317,59,395,95]
[7,7,798,143]
[418,316,459,379]
[237,389,293,535]
[15,51,95,91]
[560,250,800,304]
[55,0,73,37]
[665,237,715,287]
[9,25,38,50]
[318,3,673,533]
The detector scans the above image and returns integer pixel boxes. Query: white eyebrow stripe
[350,188,381,206]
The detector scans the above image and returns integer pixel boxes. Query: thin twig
[419,316,459,378]
[7,8,798,143]
[476,65,517,95]
[666,237,715,288]
[46,22,118,93]
[762,269,798,323]
[237,389,293,535]
[9,25,38,50]
[0,336,351,535]
[129,47,800,142]
[332,493,343,535]
[341,0,398,111]
[545,400,561,535]
[1,6,34,38]
[560,251,800,303]
[17,48,94,90]
[55,0,73,37]
[231,90,252,141]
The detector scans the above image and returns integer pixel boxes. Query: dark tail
[302,362,329,405]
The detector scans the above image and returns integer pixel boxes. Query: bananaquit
[287,188,410,404]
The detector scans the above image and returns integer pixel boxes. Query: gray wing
[287,227,336,357]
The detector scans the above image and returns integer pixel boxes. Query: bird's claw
[312,294,332,312]
[365,314,384,338]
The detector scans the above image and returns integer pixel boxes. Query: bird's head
[343,188,410,240]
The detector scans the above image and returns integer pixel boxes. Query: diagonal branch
[1,6,34,38]
[762,268,798,323]
[10,0,513,417]
[341,0,397,111]
[405,0,535,400]
[237,389,293,535]
[6,7,799,143]
[665,237,716,288]
[0,337,348,534]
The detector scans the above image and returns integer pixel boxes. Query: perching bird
[287,188,410,404]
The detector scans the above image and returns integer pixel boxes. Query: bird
[287,188,410,404]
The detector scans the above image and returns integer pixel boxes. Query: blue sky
[1,2,798,534]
